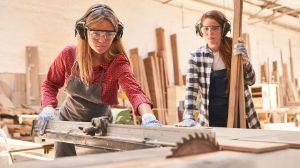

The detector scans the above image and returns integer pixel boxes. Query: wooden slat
[228,0,245,128]
[25,46,39,105]
[219,139,289,153]
[272,61,278,82]
[129,48,150,98]
[129,48,142,83]
[170,34,183,85]
[240,132,300,148]
[144,54,163,121]
[288,39,294,83]
[167,86,185,124]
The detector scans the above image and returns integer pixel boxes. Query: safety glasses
[201,25,221,33]
[86,28,116,41]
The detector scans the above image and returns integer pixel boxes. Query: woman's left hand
[233,38,249,63]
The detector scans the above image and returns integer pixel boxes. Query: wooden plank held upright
[25,46,39,105]
[170,34,184,85]
[227,0,246,128]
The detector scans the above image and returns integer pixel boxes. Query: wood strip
[138,56,151,98]
[144,55,163,121]
[148,52,165,123]
[240,132,300,148]
[288,39,294,83]
[155,27,170,88]
[129,48,150,98]
[129,48,142,84]
[228,0,244,128]
[272,61,278,82]
[170,34,183,85]
[219,139,288,153]
[239,60,246,128]
[25,46,39,105]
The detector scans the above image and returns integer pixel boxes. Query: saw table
[6,120,300,168]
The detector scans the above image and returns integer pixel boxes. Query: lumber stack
[0,106,39,141]
[129,27,186,125]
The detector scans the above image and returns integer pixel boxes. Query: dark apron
[55,62,111,158]
[208,69,229,127]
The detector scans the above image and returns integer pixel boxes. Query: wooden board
[227,0,245,128]
[219,139,288,153]
[129,48,150,99]
[170,34,183,85]
[167,86,185,124]
[25,46,39,105]
[240,132,300,148]
[288,39,294,83]
[144,55,163,121]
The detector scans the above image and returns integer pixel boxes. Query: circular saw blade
[167,132,220,158]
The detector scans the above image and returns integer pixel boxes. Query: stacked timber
[0,106,39,141]
[129,27,186,125]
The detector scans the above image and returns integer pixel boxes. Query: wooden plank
[167,86,185,124]
[129,48,150,99]
[147,52,165,123]
[144,55,163,121]
[219,139,288,153]
[138,56,151,98]
[272,61,278,82]
[155,27,170,88]
[170,34,183,85]
[228,0,245,128]
[288,39,294,83]
[240,132,300,148]
[25,46,39,105]
[129,48,142,84]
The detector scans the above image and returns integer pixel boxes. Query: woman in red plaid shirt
[38,4,161,158]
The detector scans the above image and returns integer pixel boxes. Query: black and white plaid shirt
[184,44,261,129]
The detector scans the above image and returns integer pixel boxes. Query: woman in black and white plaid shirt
[177,10,260,128]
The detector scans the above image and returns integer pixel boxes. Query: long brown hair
[200,10,232,88]
[76,5,129,84]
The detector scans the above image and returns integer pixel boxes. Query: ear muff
[75,21,87,39]
[222,21,231,38]
[75,4,124,41]
[195,21,203,37]
[115,22,124,40]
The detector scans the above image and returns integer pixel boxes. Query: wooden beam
[288,39,294,83]
[228,0,246,128]
[170,34,184,85]
[25,46,39,105]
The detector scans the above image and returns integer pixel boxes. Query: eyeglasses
[201,25,221,33]
[86,28,116,41]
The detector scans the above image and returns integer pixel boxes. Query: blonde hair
[76,8,129,84]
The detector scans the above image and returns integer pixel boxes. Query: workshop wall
[0,0,299,84]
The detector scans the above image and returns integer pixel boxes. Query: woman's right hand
[38,106,55,135]
[175,118,196,127]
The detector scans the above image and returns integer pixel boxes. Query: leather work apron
[55,62,112,158]
[208,69,229,127]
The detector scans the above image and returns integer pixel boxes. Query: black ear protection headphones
[75,4,124,41]
[195,12,231,39]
